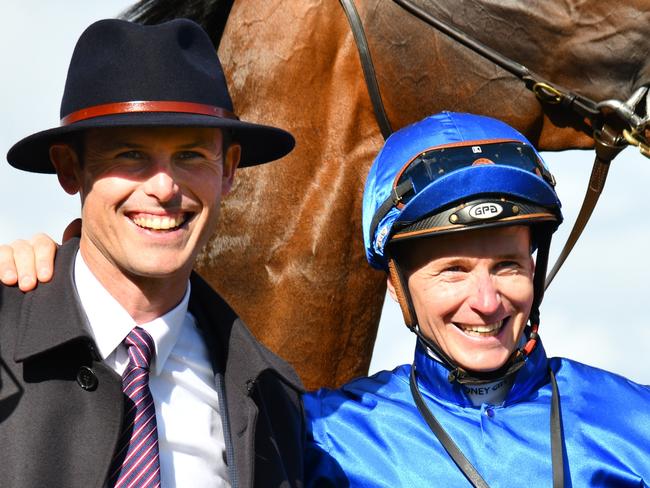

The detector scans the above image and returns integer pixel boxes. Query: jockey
[303,112,650,486]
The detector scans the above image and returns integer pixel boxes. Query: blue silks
[304,340,650,487]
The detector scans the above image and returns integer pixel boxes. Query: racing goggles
[369,140,556,243]
[394,140,555,206]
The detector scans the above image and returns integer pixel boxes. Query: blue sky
[1,1,648,384]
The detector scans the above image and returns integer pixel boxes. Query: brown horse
[126,0,649,389]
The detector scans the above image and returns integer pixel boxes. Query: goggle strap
[369,180,414,248]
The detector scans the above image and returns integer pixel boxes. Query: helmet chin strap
[409,322,537,385]
[387,259,417,326]
[386,230,552,386]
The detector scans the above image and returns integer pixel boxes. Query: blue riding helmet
[363,111,563,271]
[363,112,564,381]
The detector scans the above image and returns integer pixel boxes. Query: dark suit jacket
[0,240,305,487]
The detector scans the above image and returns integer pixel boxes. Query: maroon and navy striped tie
[107,327,162,488]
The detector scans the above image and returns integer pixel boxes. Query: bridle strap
[549,369,565,488]
[391,0,601,123]
[410,365,565,487]
[338,0,393,139]
[545,126,625,287]
[409,366,489,488]
[339,0,605,138]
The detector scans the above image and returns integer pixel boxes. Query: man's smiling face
[51,126,239,285]
[392,225,535,372]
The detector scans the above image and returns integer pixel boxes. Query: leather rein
[409,365,565,488]
[339,0,650,286]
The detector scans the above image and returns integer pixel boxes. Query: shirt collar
[74,251,190,375]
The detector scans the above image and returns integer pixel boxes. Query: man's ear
[49,144,81,195]
[221,143,241,195]
[386,274,399,303]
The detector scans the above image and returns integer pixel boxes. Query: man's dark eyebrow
[94,141,143,151]
[96,140,221,152]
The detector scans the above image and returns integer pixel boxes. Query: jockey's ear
[386,274,399,303]
[50,144,82,195]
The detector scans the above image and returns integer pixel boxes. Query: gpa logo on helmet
[469,202,503,220]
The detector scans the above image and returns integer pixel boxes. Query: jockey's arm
[0,235,57,291]
[0,219,81,291]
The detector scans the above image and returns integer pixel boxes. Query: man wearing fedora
[0,18,303,488]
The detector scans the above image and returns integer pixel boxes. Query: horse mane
[120,0,234,48]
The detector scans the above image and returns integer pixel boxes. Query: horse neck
[363,0,649,150]
[219,1,384,170]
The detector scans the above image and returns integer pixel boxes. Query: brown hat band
[61,100,238,126]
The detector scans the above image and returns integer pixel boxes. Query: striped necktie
[107,327,162,488]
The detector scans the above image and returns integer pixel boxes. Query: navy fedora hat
[7,18,295,173]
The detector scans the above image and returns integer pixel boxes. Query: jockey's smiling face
[389,225,535,372]
[49,126,241,284]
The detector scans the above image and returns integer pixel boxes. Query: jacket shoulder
[551,356,649,392]
[551,356,650,422]
[189,271,304,390]
[0,283,26,310]
[0,284,26,344]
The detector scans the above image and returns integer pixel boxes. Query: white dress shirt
[74,252,230,487]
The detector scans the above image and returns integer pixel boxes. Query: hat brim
[7,112,295,173]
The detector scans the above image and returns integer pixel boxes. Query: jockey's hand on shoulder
[0,218,81,291]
